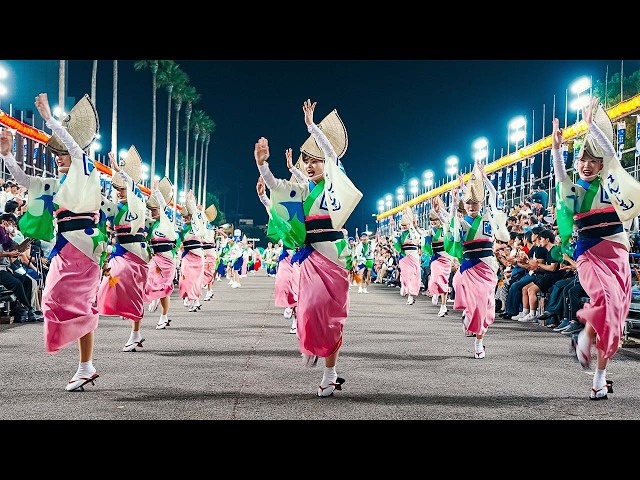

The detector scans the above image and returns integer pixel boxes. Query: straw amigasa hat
[111,145,143,189]
[47,94,100,155]
[146,176,174,209]
[429,208,440,221]
[576,101,614,161]
[462,162,485,204]
[458,200,467,214]
[298,109,348,164]
[205,204,218,223]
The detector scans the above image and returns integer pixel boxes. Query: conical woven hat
[47,94,99,155]
[458,200,467,214]
[429,208,440,221]
[299,109,348,161]
[576,102,614,161]
[146,177,173,209]
[205,204,218,222]
[111,145,142,189]
[462,163,484,204]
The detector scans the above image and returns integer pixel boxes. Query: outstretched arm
[303,99,339,165]
[0,129,31,189]
[286,147,307,183]
[551,117,569,183]
[583,96,617,158]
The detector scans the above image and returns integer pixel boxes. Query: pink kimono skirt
[143,253,176,303]
[428,255,452,296]
[399,254,421,296]
[97,250,149,322]
[453,260,497,336]
[576,239,631,359]
[274,257,300,309]
[296,250,349,358]
[179,251,204,301]
[42,242,101,354]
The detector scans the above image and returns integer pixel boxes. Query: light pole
[445,155,458,183]
[472,137,489,164]
[508,116,527,154]
[396,187,405,208]
[422,169,434,193]
[569,76,592,123]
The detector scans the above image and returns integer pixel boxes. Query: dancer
[97,149,150,352]
[553,97,639,399]
[177,190,206,311]
[452,160,509,358]
[201,204,219,301]
[353,231,375,294]
[425,195,456,317]
[257,174,300,334]
[1,92,106,391]
[255,98,362,396]
[390,206,424,305]
[143,177,178,329]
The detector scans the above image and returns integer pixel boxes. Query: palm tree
[111,60,118,155]
[170,78,190,218]
[189,110,207,196]
[198,115,216,205]
[133,60,160,179]
[180,85,200,198]
[157,61,187,178]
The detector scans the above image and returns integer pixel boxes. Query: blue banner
[636,118,640,158]
[617,121,626,157]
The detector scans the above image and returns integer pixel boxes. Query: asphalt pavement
[1,269,639,421]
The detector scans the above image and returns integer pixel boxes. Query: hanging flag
[617,121,626,158]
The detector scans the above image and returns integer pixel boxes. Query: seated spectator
[0,213,42,322]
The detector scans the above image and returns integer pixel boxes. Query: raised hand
[551,117,563,150]
[256,176,266,196]
[108,152,121,173]
[582,96,599,127]
[34,93,53,122]
[0,129,13,156]
[285,148,294,169]
[303,98,316,127]
[254,137,270,166]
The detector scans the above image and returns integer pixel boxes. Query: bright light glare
[119,148,128,159]
[423,178,434,188]
[409,178,419,187]
[570,76,592,95]
[508,116,526,130]
[396,187,405,195]
[423,169,434,179]
[446,166,457,176]
[0,84,7,96]
[569,96,591,111]
[0,65,7,80]
[385,194,393,202]
[377,199,385,206]
[472,137,488,150]
[154,175,161,181]
[91,141,101,152]
[446,155,459,167]
[509,130,526,144]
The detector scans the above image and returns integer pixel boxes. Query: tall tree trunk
[164,87,173,178]
[203,136,210,209]
[172,104,182,228]
[111,60,118,156]
[197,136,205,205]
[150,61,158,181]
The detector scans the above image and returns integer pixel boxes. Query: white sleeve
[308,123,338,165]
[0,151,31,189]
[483,177,498,212]
[154,189,167,210]
[552,148,568,183]
[289,165,307,183]
[46,117,85,160]
[257,162,292,191]
[589,121,618,158]
[258,193,272,210]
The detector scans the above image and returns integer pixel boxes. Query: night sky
[66,59,630,235]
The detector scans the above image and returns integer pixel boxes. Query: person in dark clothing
[0,213,40,322]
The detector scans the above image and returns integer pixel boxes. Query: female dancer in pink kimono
[1,93,107,391]
[255,99,362,397]
[97,149,151,352]
[553,97,638,400]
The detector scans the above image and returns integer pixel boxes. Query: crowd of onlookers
[0,177,51,323]
[365,182,640,340]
